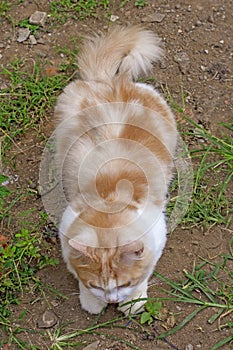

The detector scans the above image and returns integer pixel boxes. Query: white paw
[79,281,107,314]
[118,295,147,315]
[80,295,107,314]
[118,281,148,315]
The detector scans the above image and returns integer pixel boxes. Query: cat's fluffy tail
[78,26,163,81]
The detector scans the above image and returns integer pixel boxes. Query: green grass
[171,112,232,225]
[17,18,40,35]
[180,120,233,227]
[0,228,58,318]
[152,241,233,350]
[0,175,11,214]
[49,0,147,23]
[165,86,233,228]
[134,0,147,7]
[0,59,69,157]
[0,0,10,18]
[55,37,79,72]
[50,0,110,22]
[120,0,147,7]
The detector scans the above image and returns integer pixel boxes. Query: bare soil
[1,1,232,349]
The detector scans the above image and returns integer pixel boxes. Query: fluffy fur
[55,26,177,315]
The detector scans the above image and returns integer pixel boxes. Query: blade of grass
[183,269,217,304]
[154,271,231,309]
[210,334,233,350]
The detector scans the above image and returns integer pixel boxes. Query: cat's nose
[106,297,118,304]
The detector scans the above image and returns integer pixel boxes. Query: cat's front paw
[118,281,148,315]
[79,281,107,314]
[80,294,107,314]
[118,298,146,315]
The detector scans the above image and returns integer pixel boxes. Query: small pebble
[82,341,100,350]
[37,38,46,45]
[196,20,202,27]
[29,35,37,45]
[37,52,47,58]
[207,14,214,23]
[185,345,194,350]
[37,310,58,329]
[197,106,204,113]
[200,65,206,71]
[17,28,30,43]
[173,51,190,74]
[29,11,47,27]
[192,240,199,245]
[110,15,119,22]
[142,13,165,23]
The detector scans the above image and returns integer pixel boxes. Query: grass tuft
[165,86,233,228]
[17,18,40,35]
[0,228,58,319]
[181,119,233,227]
[0,59,69,157]
[152,245,233,349]
[50,0,110,22]
[0,0,10,18]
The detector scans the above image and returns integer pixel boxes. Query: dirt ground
[1,0,232,349]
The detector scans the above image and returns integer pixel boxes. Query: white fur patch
[135,82,156,92]
[59,205,80,236]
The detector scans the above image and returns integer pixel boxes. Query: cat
[54,25,177,315]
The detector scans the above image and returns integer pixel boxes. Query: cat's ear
[68,227,97,258]
[121,240,144,259]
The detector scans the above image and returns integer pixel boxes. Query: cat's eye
[118,282,131,289]
[89,282,103,290]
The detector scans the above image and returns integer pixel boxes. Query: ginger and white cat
[55,26,177,315]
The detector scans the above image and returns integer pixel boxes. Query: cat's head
[69,240,149,304]
[60,204,165,304]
